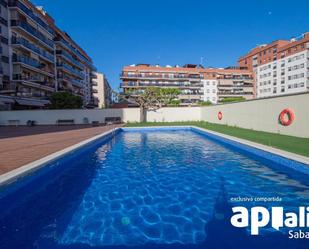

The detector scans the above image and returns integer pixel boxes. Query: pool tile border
[0,127,121,187]
[1,125,308,187]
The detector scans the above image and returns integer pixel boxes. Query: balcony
[57,62,84,79]
[11,20,54,49]
[218,91,253,96]
[12,54,54,76]
[55,38,90,65]
[56,50,84,69]
[9,0,54,36]
[12,36,54,62]
[120,73,201,81]
[121,82,203,88]
[178,94,202,100]
[13,74,55,92]
[91,72,97,79]
[58,75,84,88]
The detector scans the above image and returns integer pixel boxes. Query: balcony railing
[12,54,54,75]
[55,38,90,64]
[57,62,84,79]
[58,75,84,88]
[120,73,202,80]
[16,92,51,99]
[121,82,203,88]
[56,50,84,69]
[218,76,253,80]
[9,0,54,35]
[91,72,97,78]
[11,20,54,49]
[218,91,253,95]
[12,36,54,62]
[13,74,55,90]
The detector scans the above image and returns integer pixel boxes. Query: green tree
[220,97,245,103]
[159,88,181,106]
[198,100,213,106]
[168,99,181,107]
[49,92,83,109]
[117,87,181,122]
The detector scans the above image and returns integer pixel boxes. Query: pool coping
[1,125,308,187]
[122,126,309,166]
[0,127,121,187]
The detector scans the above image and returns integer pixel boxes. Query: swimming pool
[1,127,309,249]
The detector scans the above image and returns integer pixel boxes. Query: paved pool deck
[0,125,122,175]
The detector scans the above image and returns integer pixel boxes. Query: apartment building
[120,64,204,106]
[0,0,10,94]
[0,0,98,110]
[238,33,309,98]
[120,64,254,105]
[53,26,97,107]
[92,72,112,108]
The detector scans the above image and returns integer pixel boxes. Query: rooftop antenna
[200,57,204,66]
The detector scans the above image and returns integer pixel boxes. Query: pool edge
[0,127,121,187]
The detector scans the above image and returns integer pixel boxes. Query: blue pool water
[1,128,309,249]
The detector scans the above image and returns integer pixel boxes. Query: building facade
[120,64,254,105]
[0,0,98,110]
[238,33,309,98]
[92,72,112,108]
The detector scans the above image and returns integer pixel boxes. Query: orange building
[120,64,254,106]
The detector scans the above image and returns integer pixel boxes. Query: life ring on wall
[218,111,223,120]
[279,108,295,126]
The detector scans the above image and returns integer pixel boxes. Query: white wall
[146,107,201,122]
[0,93,308,138]
[0,108,140,125]
[201,93,309,138]
[0,107,201,125]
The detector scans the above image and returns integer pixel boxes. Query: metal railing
[12,36,54,62]
[11,20,54,48]
[57,62,84,79]
[9,0,54,35]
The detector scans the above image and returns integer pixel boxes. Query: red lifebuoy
[218,111,223,120]
[279,108,295,126]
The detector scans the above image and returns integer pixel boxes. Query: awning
[15,99,50,107]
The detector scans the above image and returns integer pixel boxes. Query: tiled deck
[0,125,122,175]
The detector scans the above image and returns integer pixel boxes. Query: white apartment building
[201,79,218,103]
[257,50,308,98]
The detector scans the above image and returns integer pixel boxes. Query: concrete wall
[201,93,309,138]
[0,93,308,137]
[0,107,201,126]
[0,108,140,125]
[146,107,201,122]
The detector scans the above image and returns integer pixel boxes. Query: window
[0,16,7,26]
[1,36,8,44]
[1,55,8,63]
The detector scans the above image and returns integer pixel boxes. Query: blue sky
[32,0,309,90]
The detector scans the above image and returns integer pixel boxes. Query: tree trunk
[140,107,147,123]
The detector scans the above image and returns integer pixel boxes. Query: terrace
[0,124,121,175]
[0,93,309,249]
